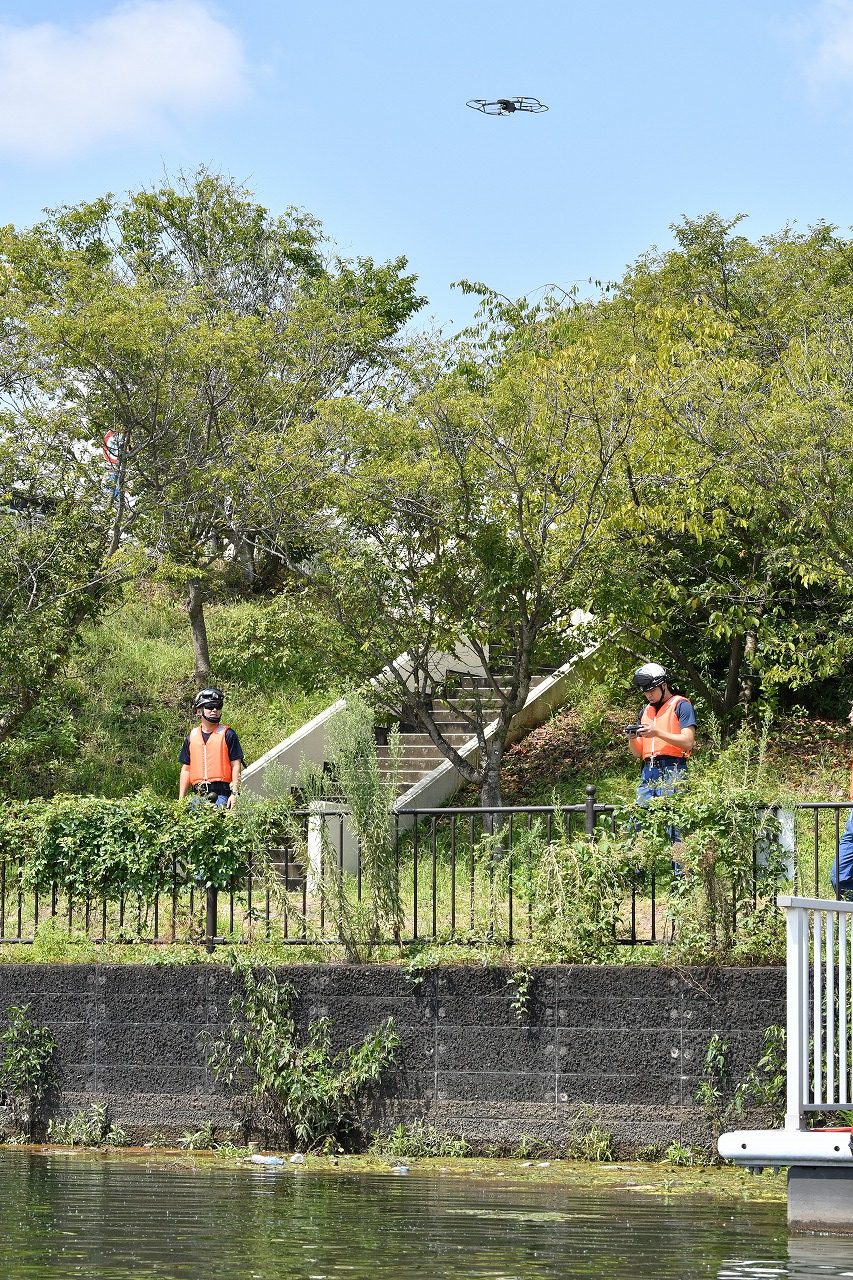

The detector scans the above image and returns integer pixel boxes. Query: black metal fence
[0,789,849,951]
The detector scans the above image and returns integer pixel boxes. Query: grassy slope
[7,589,337,799]
[8,583,851,804]
[496,697,853,809]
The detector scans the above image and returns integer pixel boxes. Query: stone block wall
[0,963,785,1152]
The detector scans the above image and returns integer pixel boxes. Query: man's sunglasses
[200,702,222,712]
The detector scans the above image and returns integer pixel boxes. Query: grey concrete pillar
[788,1166,853,1234]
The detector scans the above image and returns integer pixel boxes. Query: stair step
[377,734,462,747]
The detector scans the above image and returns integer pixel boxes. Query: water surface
[0,1152,849,1279]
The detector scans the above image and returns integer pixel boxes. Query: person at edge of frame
[627,662,696,862]
[829,698,853,898]
[178,687,244,810]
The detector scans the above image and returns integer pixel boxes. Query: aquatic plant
[48,1102,125,1147]
[371,1120,470,1159]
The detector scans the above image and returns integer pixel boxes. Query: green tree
[292,291,640,806]
[590,214,853,717]
[0,169,423,683]
[0,421,119,748]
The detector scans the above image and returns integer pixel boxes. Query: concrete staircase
[241,627,595,814]
[375,673,543,797]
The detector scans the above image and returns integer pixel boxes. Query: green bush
[628,725,790,962]
[206,955,399,1150]
[371,1120,470,1159]
[525,816,632,963]
[0,1004,55,1138]
[0,792,291,898]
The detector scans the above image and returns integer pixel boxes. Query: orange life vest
[639,695,692,760]
[187,724,232,785]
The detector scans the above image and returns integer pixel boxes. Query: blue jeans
[188,791,229,809]
[636,758,688,811]
[636,759,688,868]
[830,807,853,897]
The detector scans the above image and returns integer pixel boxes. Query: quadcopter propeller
[466,96,549,116]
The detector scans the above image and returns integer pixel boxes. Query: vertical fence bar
[814,811,821,898]
[585,786,596,837]
[205,887,217,954]
[507,812,514,944]
[431,817,437,941]
[840,912,848,1104]
[785,901,807,1129]
[450,815,457,937]
[469,813,475,931]
[394,813,401,940]
[412,818,419,942]
[813,910,823,1105]
[827,910,836,1103]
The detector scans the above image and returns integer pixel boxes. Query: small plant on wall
[0,1004,55,1140]
[206,954,400,1151]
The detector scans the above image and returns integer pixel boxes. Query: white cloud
[0,1,248,161]
[803,0,853,88]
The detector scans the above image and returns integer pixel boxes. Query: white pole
[786,902,806,1130]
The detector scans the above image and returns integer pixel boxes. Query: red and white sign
[101,430,124,466]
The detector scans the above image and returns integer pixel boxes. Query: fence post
[585,785,597,838]
[785,899,806,1131]
[205,886,217,954]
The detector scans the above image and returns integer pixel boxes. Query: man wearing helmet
[830,698,853,898]
[628,663,696,819]
[178,688,245,809]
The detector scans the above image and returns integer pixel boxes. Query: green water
[0,1152,849,1279]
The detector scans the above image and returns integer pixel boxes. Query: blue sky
[2,1,853,330]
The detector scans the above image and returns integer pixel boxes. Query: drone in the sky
[466,96,548,116]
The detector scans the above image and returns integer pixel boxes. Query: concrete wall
[0,964,784,1152]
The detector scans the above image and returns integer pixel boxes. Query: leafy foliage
[0,791,287,897]
[371,1120,470,1159]
[280,693,402,961]
[696,1025,787,1139]
[629,726,790,962]
[48,1102,126,1147]
[525,816,632,962]
[0,1005,55,1138]
[206,955,399,1150]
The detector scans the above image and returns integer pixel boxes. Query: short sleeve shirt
[179,726,245,766]
[673,698,696,730]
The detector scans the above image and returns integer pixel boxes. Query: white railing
[782,895,853,1129]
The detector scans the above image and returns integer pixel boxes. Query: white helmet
[632,662,669,692]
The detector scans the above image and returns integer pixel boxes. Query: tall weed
[630,724,790,962]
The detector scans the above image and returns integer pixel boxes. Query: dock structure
[719,896,853,1234]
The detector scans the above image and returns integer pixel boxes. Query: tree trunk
[479,736,506,811]
[723,632,745,718]
[187,579,211,683]
[739,628,759,713]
